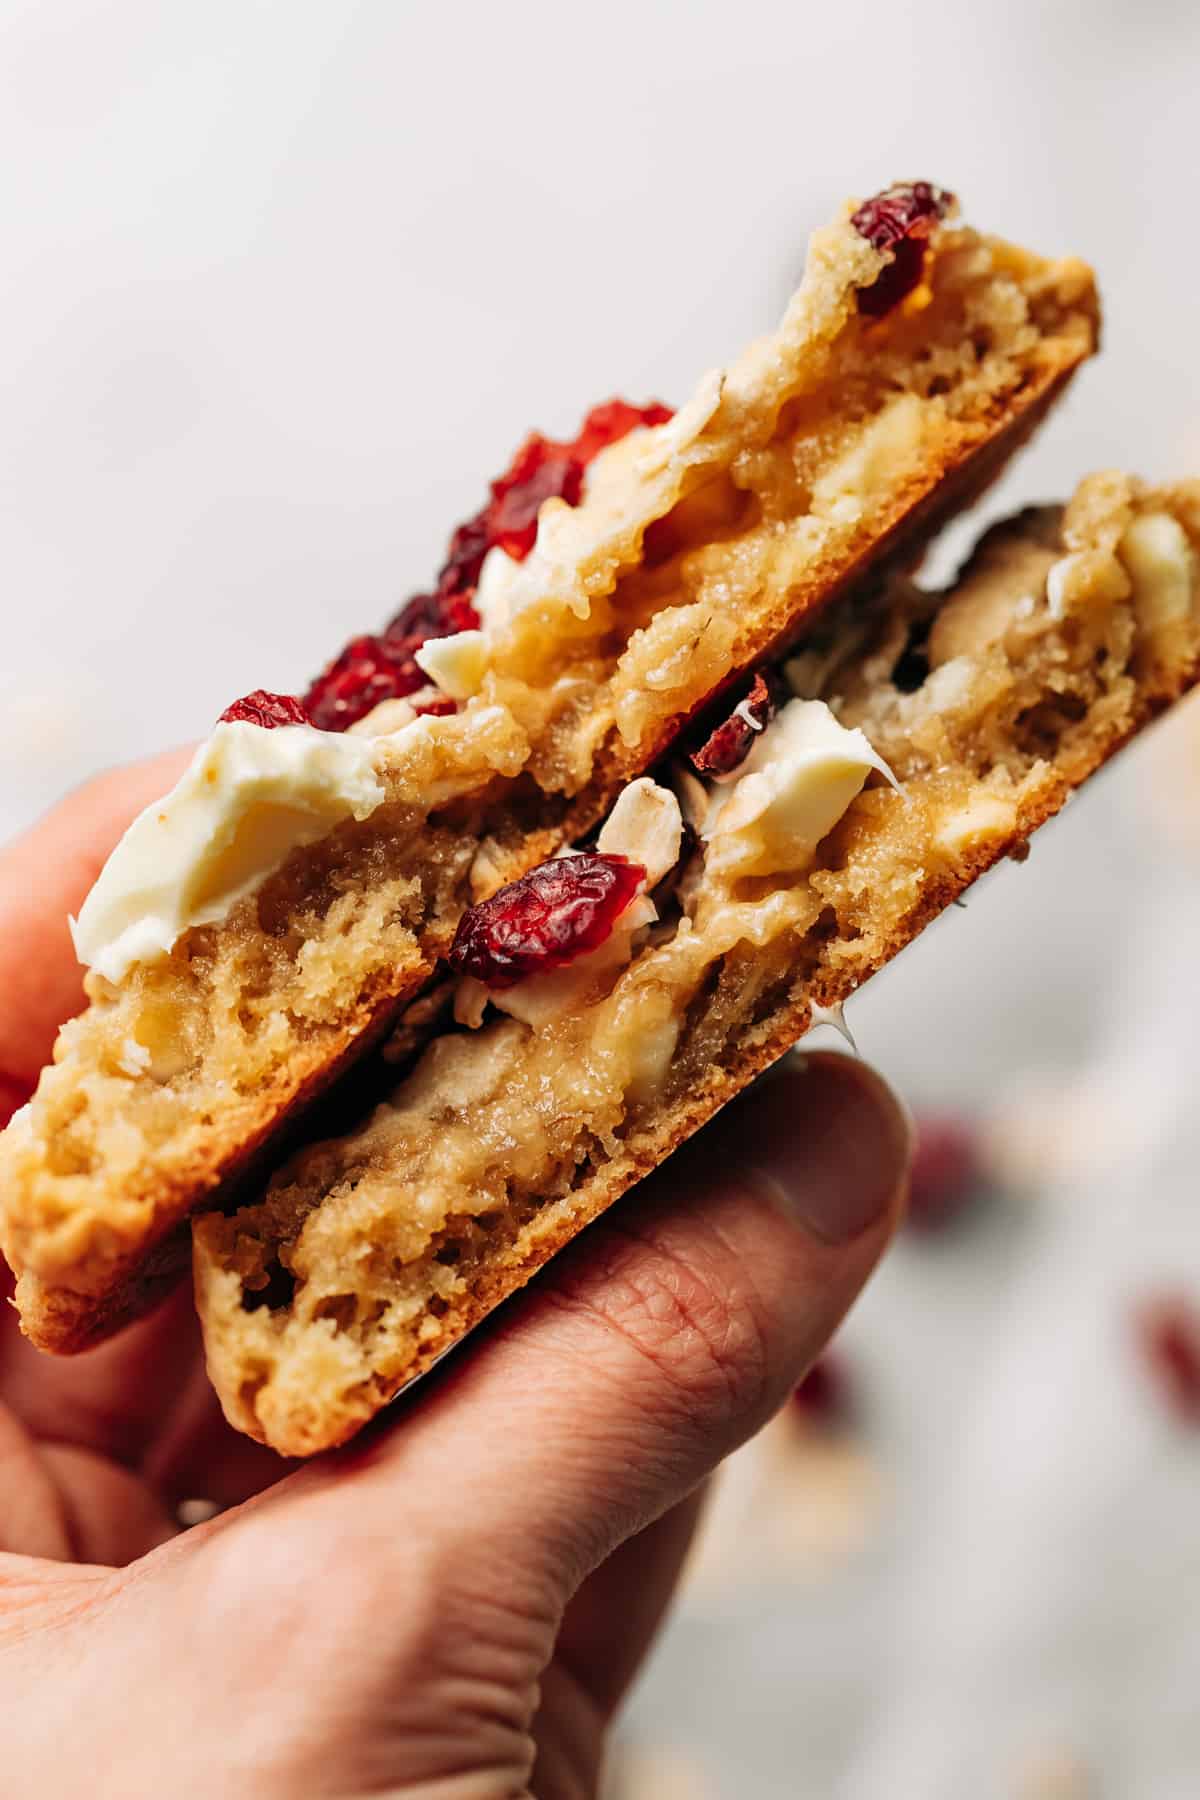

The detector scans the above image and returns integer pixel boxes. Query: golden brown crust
[2,197,1098,1353]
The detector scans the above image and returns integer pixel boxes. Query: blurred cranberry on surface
[905,1112,981,1233]
[1134,1295,1200,1425]
[790,1354,851,1426]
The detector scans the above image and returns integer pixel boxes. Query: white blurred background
[3,3,1200,1794]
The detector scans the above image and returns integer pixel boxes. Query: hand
[0,759,911,1798]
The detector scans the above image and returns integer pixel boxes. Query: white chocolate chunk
[705,698,895,878]
[1120,512,1196,636]
[472,546,523,633]
[117,1037,152,1077]
[1045,551,1087,622]
[452,978,490,1030]
[414,629,490,700]
[809,394,925,523]
[934,790,1019,856]
[597,778,683,887]
[347,696,418,737]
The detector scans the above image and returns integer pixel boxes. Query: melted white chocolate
[703,699,896,879]
[71,723,387,984]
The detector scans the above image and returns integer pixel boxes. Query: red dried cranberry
[571,398,674,464]
[691,673,776,777]
[383,589,481,661]
[381,591,449,652]
[905,1113,980,1233]
[851,181,955,317]
[303,396,673,733]
[219,690,312,729]
[437,513,492,598]
[481,400,672,564]
[305,583,483,732]
[303,635,417,732]
[449,853,646,989]
[791,1353,850,1425]
[487,437,585,562]
[1134,1296,1200,1425]
[411,692,457,717]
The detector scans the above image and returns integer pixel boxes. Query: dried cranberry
[1134,1296,1200,1425]
[304,585,481,733]
[303,396,673,733]
[382,591,450,653]
[383,589,481,663]
[851,181,955,317]
[449,853,646,989]
[691,673,777,777]
[571,398,674,464]
[791,1353,850,1425]
[905,1113,980,1233]
[411,691,457,717]
[437,513,492,598]
[487,437,585,561]
[219,690,312,729]
[303,635,417,732]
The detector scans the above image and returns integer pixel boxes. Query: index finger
[0,748,192,1115]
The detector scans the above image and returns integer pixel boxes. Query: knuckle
[550,1210,777,1433]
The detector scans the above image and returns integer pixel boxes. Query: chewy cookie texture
[0,185,1099,1353]
[195,474,1200,1457]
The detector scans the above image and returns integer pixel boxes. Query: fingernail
[738,1051,913,1244]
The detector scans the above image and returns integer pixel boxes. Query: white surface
[4,3,1200,1794]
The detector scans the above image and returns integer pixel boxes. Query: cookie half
[191,472,1200,1456]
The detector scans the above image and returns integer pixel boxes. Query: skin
[0,754,911,1798]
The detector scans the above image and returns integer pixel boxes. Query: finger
[0,1400,75,1559]
[141,1363,295,1510]
[2,1282,290,1507]
[35,1445,179,1566]
[0,1284,204,1468]
[0,748,192,1093]
[271,1052,910,1610]
[555,1485,707,1714]
[0,1392,178,1564]
[0,745,285,1519]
